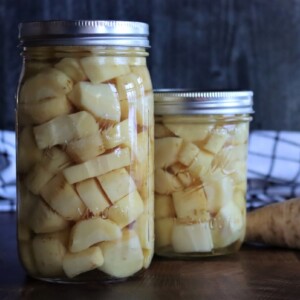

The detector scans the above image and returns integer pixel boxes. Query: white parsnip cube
[19,241,37,275]
[155,194,176,218]
[116,73,143,101]
[68,82,121,123]
[155,218,174,249]
[172,222,213,253]
[29,199,69,234]
[169,163,194,188]
[33,111,99,149]
[20,68,73,103]
[63,147,131,184]
[98,168,136,203]
[138,172,154,215]
[101,119,136,149]
[108,190,144,228]
[204,176,234,214]
[231,123,249,145]
[55,57,87,82]
[172,186,207,220]
[98,229,144,278]
[203,127,229,154]
[76,179,110,215]
[130,66,152,91]
[155,169,183,195]
[178,142,200,166]
[155,137,183,169]
[41,174,85,221]
[80,56,130,83]
[18,126,42,173]
[163,121,212,142]
[19,96,72,125]
[69,217,121,253]
[63,246,104,278]
[188,150,214,179]
[66,133,105,163]
[211,201,244,249]
[32,231,69,277]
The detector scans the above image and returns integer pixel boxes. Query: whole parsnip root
[245,198,300,249]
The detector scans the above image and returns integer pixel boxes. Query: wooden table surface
[1,212,300,300]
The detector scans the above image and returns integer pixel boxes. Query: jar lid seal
[19,20,149,47]
[154,90,254,115]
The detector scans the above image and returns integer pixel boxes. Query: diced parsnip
[204,176,234,214]
[80,56,130,83]
[203,127,229,154]
[33,111,99,149]
[97,168,136,203]
[69,217,122,253]
[169,163,194,188]
[76,179,110,215]
[155,137,183,169]
[230,161,247,184]
[25,147,72,195]
[188,150,214,179]
[55,57,87,82]
[134,213,154,250]
[233,189,246,213]
[63,147,131,184]
[155,218,174,249]
[66,133,105,163]
[163,122,212,142]
[213,144,247,172]
[32,230,69,277]
[63,246,104,278]
[155,194,176,218]
[101,119,136,149]
[231,123,249,145]
[98,229,144,278]
[116,72,144,101]
[19,241,37,275]
[178,142,200,166]
[155,169,183,195]
[211,201,244,249]
[20,68,73,103]
[18,183,39,222]
[18,96,72,125]
[130,66,152,91]
[172,222,213,253]
[29,199,69,233]
[68,82,121,123]
[107,190,144,228]
[41,174,85,221]
[18,127,42,173]
[172,186,207,220]
[154,123,173,138]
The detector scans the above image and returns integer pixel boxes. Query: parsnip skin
[246,198,300,249]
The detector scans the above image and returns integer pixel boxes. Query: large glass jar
[16,21,154,282]
[154,91,253,258]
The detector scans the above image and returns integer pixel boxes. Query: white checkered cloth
[0,130,300,212]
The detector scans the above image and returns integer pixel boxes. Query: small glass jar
[16,20,154,282]
[154,90,253,258]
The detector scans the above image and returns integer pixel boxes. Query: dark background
[1,0,300,131]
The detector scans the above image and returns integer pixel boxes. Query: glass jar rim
[19,20,150,48]
[154,89,254,115]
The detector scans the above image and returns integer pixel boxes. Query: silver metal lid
[154,90,254,115]
[19,20,149,47]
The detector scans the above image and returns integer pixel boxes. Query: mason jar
[16,20,154,282]
[154,90,253,258]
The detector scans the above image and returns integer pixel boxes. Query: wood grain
[1,212,300,300]
[1,0,300,130]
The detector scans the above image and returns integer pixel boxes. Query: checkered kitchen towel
[0,130,300,212]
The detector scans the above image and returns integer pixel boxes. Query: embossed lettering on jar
[17,20,154,282]
[154,90,254,258]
